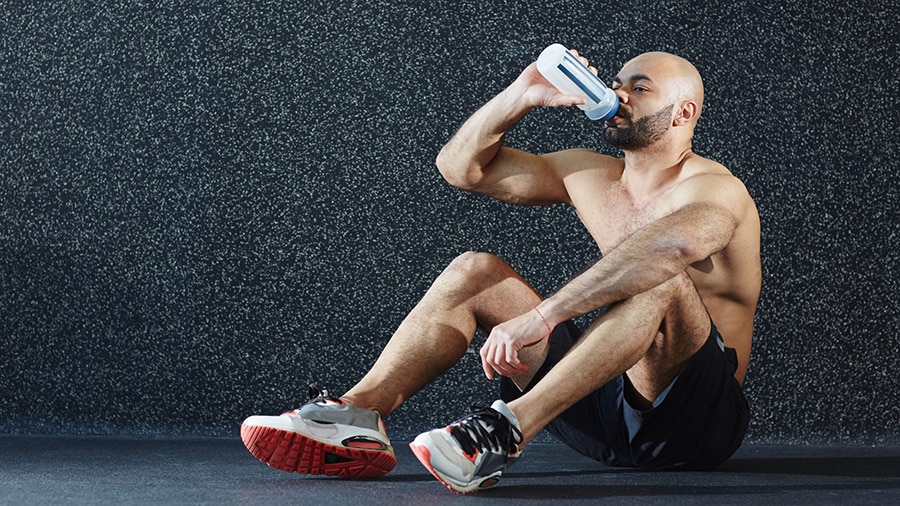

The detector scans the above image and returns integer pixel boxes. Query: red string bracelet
[533,307,553,336]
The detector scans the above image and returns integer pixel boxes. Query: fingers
[481,350,494,380]
[479,311,547,379]
[553,94,587,107]
[479,335,529,380]
[569,48,599,75]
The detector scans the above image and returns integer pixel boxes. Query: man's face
[602,57,677,150]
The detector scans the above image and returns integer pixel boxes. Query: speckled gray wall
[1,0,897,443]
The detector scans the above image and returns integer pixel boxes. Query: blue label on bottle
[558,53,602,103]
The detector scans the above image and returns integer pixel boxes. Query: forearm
[537,203,736,326]
[435,84,532,188]
[539,238,684,326]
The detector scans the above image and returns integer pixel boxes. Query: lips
[604,109,630,127]
[605,115,626,127]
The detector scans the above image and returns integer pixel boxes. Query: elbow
[659,237,701,266]
[654,233,713,269]
[657,203,737,266]
[435,148,481,190]
[434,148,453,181]
[675,241,707,266]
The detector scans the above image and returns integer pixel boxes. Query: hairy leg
[508,272,711,445]
[341,252,545,417]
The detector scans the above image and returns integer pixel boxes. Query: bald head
[619,52,705,123]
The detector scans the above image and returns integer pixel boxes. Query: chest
[573,185,676,253]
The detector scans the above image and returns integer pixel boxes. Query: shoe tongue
[308,385,324,399]
[490,400,520,430]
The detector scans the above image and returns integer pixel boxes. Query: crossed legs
[341,251,711,447]
[341,251,544,416]
[508,269,711,445]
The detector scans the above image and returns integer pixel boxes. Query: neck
[621,141,694,199]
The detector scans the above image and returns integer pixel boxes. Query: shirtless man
[241,48,761,494]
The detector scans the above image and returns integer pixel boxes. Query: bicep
[678,203,740,259]
[466,147,574,206]
[668,178,752,260]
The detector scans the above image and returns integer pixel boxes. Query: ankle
[339,394,386,419]
[505,401,537,449]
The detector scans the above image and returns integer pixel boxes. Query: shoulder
[679,155,752,202]
[675,156,757,220]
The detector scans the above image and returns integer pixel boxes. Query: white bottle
[536,43,619,121]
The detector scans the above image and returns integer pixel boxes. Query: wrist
[496,83,536,122]
[532,306,553,335]
[534,299,564,329]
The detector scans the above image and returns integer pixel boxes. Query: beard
[604,103,674,150]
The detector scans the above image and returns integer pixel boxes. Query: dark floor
[1,435,899,505]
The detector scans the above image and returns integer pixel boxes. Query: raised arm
[435,59,591,206]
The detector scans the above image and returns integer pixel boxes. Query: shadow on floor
[1,436,898,505]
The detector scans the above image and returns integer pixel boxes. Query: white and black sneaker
[241,385,396,478]
[409,400,523,493]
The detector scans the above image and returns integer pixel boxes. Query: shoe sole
[409,442,501,494]
[241,424,396,478]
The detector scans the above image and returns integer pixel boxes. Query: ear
[673,100,699,126]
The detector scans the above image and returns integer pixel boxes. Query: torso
[560,149,761,382]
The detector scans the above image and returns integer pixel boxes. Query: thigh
[619,322,750,469]
[418,251,543,333]
[454,251,544,331]
[625,272,713,404]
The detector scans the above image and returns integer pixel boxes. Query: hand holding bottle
[535,44,619,121]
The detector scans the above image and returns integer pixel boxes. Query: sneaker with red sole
[241,385,396,478]
[409,400,523,493]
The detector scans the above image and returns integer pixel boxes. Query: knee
[628,272,696,307]
[440,251,512,290]
[652,272,695,298]
[446,251,504,277]
[424,252,504,301]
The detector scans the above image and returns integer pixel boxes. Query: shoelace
[305,384,342,405]
[448,405,523,458]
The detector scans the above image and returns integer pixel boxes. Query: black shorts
[500,319,749,470]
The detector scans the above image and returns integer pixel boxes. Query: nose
[614,88,628,104]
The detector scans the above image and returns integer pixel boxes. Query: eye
[634,86,647,92]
